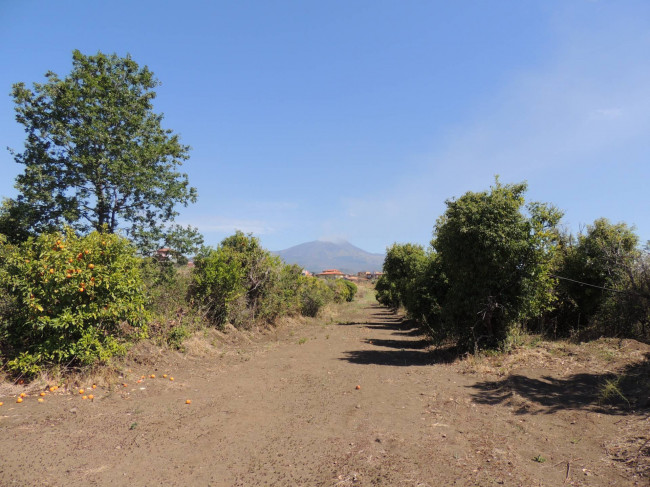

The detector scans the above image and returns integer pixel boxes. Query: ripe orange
[355,385,361,390]
[78,389,84,394]
[82,395,87,400]
[169,377,174,381]
[87,394,94,400]
[185,399,191,405]
[141,375,145,379]
[49,268,54,274]
[38,398,44,403]
[79,288,84,292]
[39,392,46,397]
[122,383,128,387]
[20,392,26,398]
[150,374,155,379]
[0,402,3,406]
[88,264,95,269]
[68,258,74,263]
[162,374,167,378]
[92,384,97,389]
[49,386,56,392]
[16,397,23,403]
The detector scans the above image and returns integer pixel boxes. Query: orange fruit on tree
[49,268,54,274]
[88,264,94,269]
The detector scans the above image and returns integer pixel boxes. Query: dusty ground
[1,286,648,486]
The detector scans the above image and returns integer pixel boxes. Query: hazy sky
[1,1,648,253]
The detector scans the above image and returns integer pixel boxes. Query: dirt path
[1,289,647,486]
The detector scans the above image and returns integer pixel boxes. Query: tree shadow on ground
[469,352,650,415]
[363,338,430,350]
[338,311,460,366]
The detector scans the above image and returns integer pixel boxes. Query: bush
[342,280,358,302]
[552,220,648,339]
[299,278,334,317]
[376,180,562,351]
[190,232,350,327]
[0,228,148,375]
[431,181,561,350]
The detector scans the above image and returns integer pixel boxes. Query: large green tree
[9,50,200,254]
[432,179,562,350]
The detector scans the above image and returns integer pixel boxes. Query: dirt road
[1,287,647,486]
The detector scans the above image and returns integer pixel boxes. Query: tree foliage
[9,50,200,254]
[554,219,648,337]
[0,228,148,375]
[433,180,562,349]
[377,180,563,350]
[190,232,345,328]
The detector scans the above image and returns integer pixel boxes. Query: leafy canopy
[10,50,200,254]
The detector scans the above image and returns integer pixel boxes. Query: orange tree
[0,228,148,375]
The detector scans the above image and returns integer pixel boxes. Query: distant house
[357,270,383,279]
[317,269,344,279]
[154,248,174,262]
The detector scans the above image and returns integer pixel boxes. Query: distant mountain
[273,240,385,275]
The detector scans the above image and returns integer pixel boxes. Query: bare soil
[1,286,648,486]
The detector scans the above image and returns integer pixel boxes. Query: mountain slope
[273,240,385,274]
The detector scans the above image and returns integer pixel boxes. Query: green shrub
[342,280,358,302]
[299,278,334,317]
[190,232,345,326]
[0,228,148,375]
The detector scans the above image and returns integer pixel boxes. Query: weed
[532,455,546,463]
[598,376,630,406]
[298,337,308,345]
[167,325,189,350]
[129,422,138,430]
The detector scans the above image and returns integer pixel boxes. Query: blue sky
[1,1,648,254]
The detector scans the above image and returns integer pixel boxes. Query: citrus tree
[0,228,148,375]
[432,180,562,350]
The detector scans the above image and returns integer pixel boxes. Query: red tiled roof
[318,269,344,275]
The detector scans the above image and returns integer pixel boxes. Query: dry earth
[1,286,648,486]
